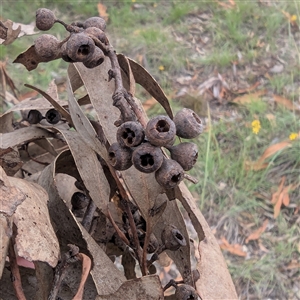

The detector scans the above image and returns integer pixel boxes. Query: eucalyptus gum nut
[34,34,61,61]
[83,17,106,31]
[155,159,184,189]
[161,224,186,251]
[71,192,89,210]
[132,143,163,173]
[36,8,56,31]
[145,115,176,147]
[61,42,75,63]
[83,47,105,68]
[27,110,43,124]
[168,142,198,171]
[45,109,61,124]
[175,284,199,300]
[117,121,145,148]
[66,33,95,62]
[174,108,203,139]
[108,142,133,171]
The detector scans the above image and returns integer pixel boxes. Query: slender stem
[8,239,26,300]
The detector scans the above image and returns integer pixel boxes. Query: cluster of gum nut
[34,8,107,68]
[109,109,203,189]
[34,8,203,190]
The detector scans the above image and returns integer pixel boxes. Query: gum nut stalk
[117,121,145,148]
[132,143,164,173]
[36,8,56,31]
[34,34,61,61]
[155,158,184,189]
[83,17,106,31]
[161,224,186,251]
[83,47,105,68]
[145,115,176,147]
[45,109,61,124]
[84,27,108,44]
[174,108,203,139]
[168,142,198,171]
[175,284,199,300]
[108,142,133,171]
[66,32,95,62]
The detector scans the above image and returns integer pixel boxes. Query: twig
[183,173,199,184]
[8,238,26,300]
[72,253,91,300]
[48,244,80,300]
[81,199,97,232]
[92,38,147,127]
[106,207,130,246]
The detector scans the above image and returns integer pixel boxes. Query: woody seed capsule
[174,108,203,139]
[155,158,184,189]
[108,142,132,171]
[117,121,145,148]
[34,34,61,61]
[145,115,176,147]
[36,8,56,31]
[132,143,163,173]
[83,17,106,31]
[161,224,186,251]
[175,284,199,300]
[66,32,95,62]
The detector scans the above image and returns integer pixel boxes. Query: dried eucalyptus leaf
[57,129,110,211]
[0,98,67,118]
[69,61,119,145]
[0,19,21,45]
[117,54,136,96]
[24,84,72,125]
[0,112,14,133]
[38,151,127,294]
[0,214,11,278]
[127,57,173,119]
[67,77,108,160]
[0,147,23,176]
[121,168,192,285]
[122,248,137,280]
[96,275,164,300]
[175,183,238,299]
[0,166,26,216]
[33,138,58,157]
[13,45,61,71]
[0,21,8,40]
[0,126,54,149]
[7,176,60,267]
[13,45,45,71]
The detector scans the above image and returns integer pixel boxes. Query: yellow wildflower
[290,15,297,22]
[158,65,165,71]
[132,0,136,2]
[251,120,261,134]
[289,132,298,140]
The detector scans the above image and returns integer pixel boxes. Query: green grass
[2,1,300,299]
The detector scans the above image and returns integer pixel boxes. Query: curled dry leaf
[0,126,54,149]
[127,57,174,119]
[219,237,247,257]
[96,275,164,300]
[14,45,60,71]
[273,94,300,112]
[245,220,269,243]
[8,176,60,267]
[232,90,266,104]
[0,147,23,176]
[0,19,21,45]
[245,141,292,171]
